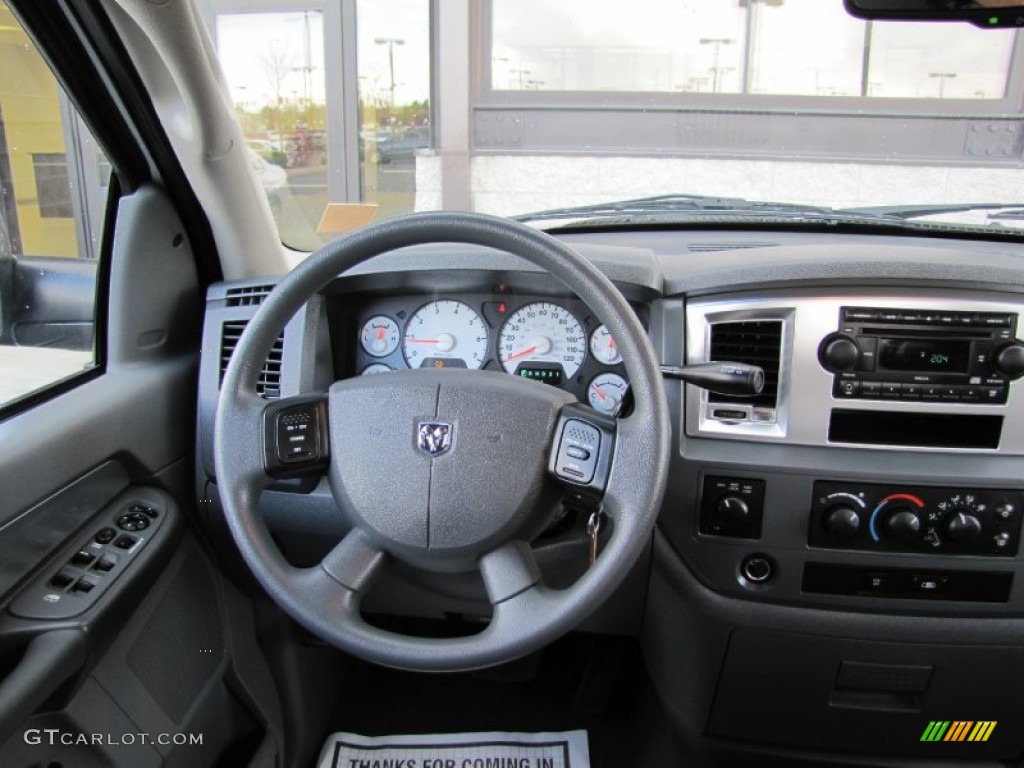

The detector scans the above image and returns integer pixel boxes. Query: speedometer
[402,300,489,369]
[499,302,586,379]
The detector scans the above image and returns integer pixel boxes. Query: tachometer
[402,300,489,369]
[499,302,586,379]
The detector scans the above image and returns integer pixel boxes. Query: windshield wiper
[839,202,1024,220]
[514,193,855,223]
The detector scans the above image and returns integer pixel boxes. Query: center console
[665,288,1024,616]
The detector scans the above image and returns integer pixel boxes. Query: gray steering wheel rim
[215,211,671,672]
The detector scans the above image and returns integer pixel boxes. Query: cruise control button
[565,445,591,461]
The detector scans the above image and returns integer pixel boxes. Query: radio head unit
[819,307,1024,404]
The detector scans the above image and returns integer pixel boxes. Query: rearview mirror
[844,0,1024,28]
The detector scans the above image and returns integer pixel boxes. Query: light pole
[375,37,405,107]
[700,37,735,93]
[929,72,957,98]
[510,68,531,89]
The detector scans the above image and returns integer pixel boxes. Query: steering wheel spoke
[261,394,330,479]
[321,528,387,594]
[479,541,543,605]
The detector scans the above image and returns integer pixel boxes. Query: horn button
[328,369,575,568]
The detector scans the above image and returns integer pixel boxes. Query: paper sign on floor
[317,730,591,768]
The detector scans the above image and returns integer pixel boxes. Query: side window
[0,1,110,409]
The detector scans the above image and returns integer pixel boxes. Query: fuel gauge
[588,372,629,415]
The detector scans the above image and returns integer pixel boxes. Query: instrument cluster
[350,294,638,415]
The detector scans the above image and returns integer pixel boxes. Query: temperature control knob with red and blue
[810,481,1022,556]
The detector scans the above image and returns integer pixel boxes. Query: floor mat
[316,730,591,768]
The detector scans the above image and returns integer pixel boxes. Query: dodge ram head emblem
[416,421,453,457]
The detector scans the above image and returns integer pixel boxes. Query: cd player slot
[859,328,984,339]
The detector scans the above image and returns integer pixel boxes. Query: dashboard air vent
[226,284,274,307]
[220,321,284,398]
[708,320,782,409]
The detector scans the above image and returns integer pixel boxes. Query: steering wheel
[215,212,670,672]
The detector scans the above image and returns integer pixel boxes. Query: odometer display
[499,302,586,379]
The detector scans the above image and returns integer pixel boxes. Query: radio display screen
[877,339,971,373]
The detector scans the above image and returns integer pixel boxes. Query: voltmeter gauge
[360,315,400,357]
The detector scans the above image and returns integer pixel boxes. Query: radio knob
[822,505,862,541]
[717,495,750,523]
[820,334,861,372]
[993,341,1024,380]
[884,507,923,544]
[944,510,983,545]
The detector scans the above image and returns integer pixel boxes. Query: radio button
[855,337,878,371]
[900,384,922,399]
[939,386,960,402]
[861,381,881,398]
[922,385,943,400]
[981,386,1005,403]
[881,382,902,398]
[959,386,981,402]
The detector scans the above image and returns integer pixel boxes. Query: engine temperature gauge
[360,315,400,357]
[588,372,629,415]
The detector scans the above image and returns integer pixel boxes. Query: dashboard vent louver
[708,320,782,409]
[225,284,274,307]
[220,321,284,399]
[687,242,778,253]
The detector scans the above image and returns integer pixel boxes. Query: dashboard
[196,228,1024,764]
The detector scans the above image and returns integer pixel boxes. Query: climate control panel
[809,481,1022,556]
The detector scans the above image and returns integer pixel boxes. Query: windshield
[211,0,1024,249]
